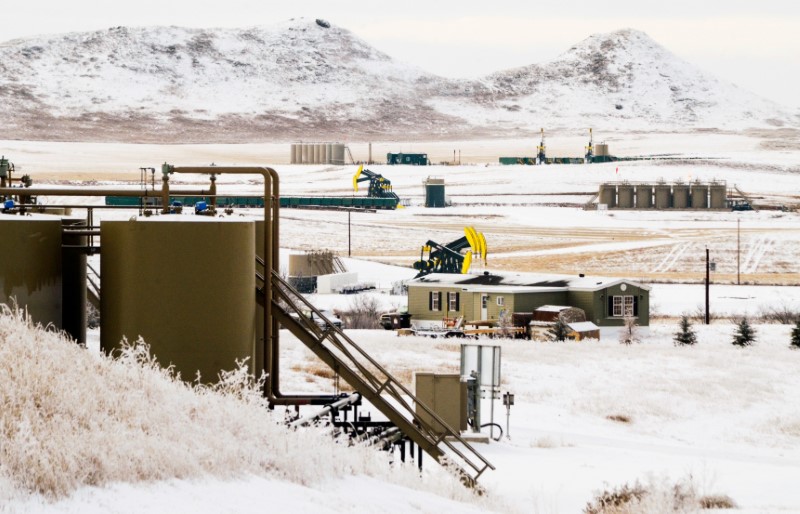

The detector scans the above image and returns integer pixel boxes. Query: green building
[387,153,429,165]
[406,272,649,332]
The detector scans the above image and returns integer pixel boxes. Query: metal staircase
[87,262,101,310]
[260,268,494,487]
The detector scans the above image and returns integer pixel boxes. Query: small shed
[533,305,586,323]
[567,321,600,341]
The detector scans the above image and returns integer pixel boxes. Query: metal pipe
[166,166,280,402]
[289,393,361,428]
[0,187,211,197]
[61,230,101,236]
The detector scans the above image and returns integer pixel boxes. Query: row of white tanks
[290,143,346,165]
[599,182,728,209]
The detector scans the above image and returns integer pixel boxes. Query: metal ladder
[264,270,495,487]
[87,262,101,310]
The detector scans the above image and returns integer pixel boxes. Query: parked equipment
[413,227,487,278]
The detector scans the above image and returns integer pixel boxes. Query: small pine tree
[791,320,800,349]
[548,318,570,342]
[619,316,640,345]
[673,315,697,346]
[732,317,756,347]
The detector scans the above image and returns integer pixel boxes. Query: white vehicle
[308,309,344,330]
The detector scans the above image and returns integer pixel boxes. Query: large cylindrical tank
[655,184,671,209]
[294,144,302,164]
[635,185,653,208]
[595,143,609,156]
[290,143,297,164]
[599,183,616,208]
[100,219,256,383]
[690,183,709,209]
[672,184,689,209]
[332,144,345,165]
[326,143,333,164]
[322,143,330,164]
[0,216,63,329]
[710,184,727,209]
[617,184,634,208]
[301,144,310,164]
[314,144,322,164]
[424,178,446,208]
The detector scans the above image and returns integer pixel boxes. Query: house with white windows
[406,271,650,331]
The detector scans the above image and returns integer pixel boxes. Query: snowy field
[2,132,800,513]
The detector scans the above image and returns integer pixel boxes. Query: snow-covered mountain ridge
[0,19,794,142]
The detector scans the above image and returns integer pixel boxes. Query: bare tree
[619,316,640,345]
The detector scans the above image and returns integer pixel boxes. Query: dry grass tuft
[584,481,648,514]
[699,494,738,509]
[606,414,633,424]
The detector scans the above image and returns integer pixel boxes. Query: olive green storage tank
[617,184,634,208]
[690,183,709,209]
[635,185,653,208]
[655,184,671,209]
[0,216,63,328]
[599,183,616,207]
[710,183,727,209]
[672,184,689,209]
[100,218,256,383]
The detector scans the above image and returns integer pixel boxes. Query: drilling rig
[585,128,594,162]
[537,128,547,164]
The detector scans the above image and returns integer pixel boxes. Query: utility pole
[348,210,351,257]
[737,219,741,285]
[705,247,710,325]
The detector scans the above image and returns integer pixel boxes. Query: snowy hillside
[442,29,794,131]
[0,21,794,142]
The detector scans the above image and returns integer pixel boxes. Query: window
[610,295,637,317]
[481,294,489,309]
[448,292,460,312]
[429,291,442,312]
[496,296,505,306]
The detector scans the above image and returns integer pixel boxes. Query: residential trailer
[406,272,650,330]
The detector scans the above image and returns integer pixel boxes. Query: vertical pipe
[267,167,281,401]
[161,166,170,214]
[737,219,741,285]
[705,247,710,325]
[62,220,87,345]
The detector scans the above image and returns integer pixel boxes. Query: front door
[481,294,489,320]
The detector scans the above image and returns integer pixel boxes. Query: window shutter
[633,296,639,316]
[455,292,460,312]
[429,291,433,311]
[607,296,613,317]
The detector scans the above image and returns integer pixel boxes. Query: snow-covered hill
[453,29,794,131]
[0,20,794,142]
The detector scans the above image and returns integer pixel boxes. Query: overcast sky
[4,1,799,108]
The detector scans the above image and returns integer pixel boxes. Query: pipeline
[289,393,361,428]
